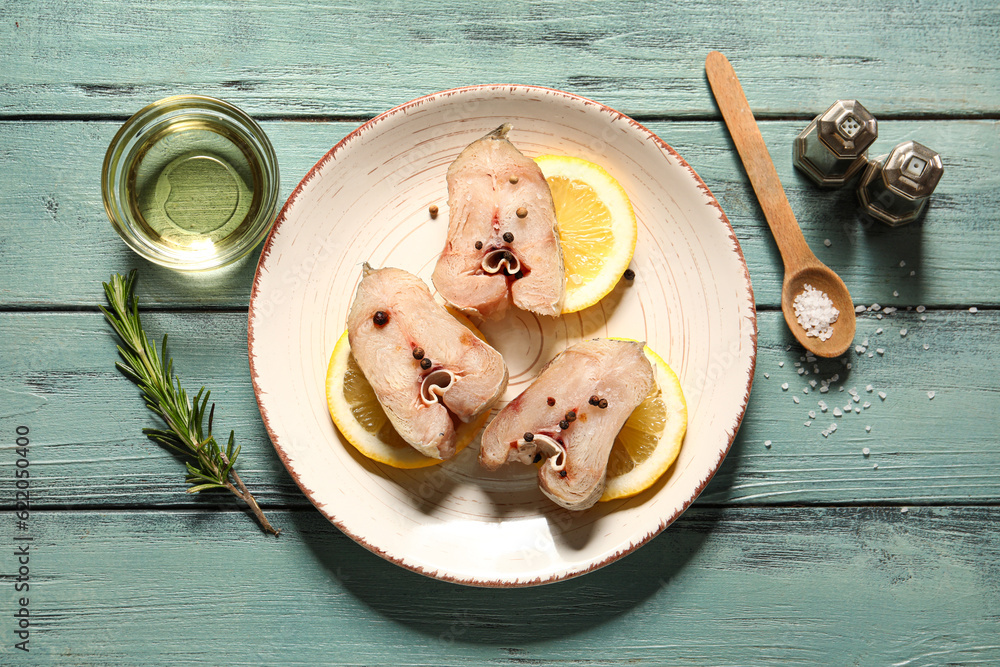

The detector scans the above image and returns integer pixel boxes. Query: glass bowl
[102,95,280,271]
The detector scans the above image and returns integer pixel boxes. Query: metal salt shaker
[794,100,878,187]
[857,140,943,226]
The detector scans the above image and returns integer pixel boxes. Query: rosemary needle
[100,271,279,536]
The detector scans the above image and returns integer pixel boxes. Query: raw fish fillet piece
[432,124,565,319]
[347,264,508,459]
[480,338,654,510]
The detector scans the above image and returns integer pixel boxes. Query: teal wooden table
[3,1,1000,664]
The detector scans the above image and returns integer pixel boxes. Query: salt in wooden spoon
[705,50,855,358]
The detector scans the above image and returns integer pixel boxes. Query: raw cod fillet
[480,338,654,510]
[432,124,565,319]
[347,264,508,459]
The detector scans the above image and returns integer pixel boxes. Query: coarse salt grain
[873,463,878,469]
[764,373,770,378]
[863,401,871,409]
[870,303,881,311]
[855,305,866,313]
[793,284,839,341]
[833,408,842,417]
[809,379,818,387]
[916,305,925,313]
[923,343,929,350]
[876,348,884,355]
[866,385,873,392]
[970,307,978,313]
[782,383,789,391]
[876,327,883,334]
[764,440,772,448]
[804,421,812,427]
[778,361,784,367]
[865,425,872,432]
[928,391,936,399]
[819,386,829,393]
[893,290,899,297]
[793,396,800,404]
[899,260,906,267]
[879,391,887,400]
[863,447,870,456]
[910,270,916,276]
[818,401,828,411]
[900,328,908,336]
[809,410,816,419]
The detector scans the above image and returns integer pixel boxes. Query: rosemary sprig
[100,270,279,536]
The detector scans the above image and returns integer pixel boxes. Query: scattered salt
[923,343,929,350]
[781,383,789,391]
[899,260,906,267]
[798,368,806,375]
[793,284,839,341]
[900,328,908,337]
[873,463,879,470]
[854,407,861,413]
[764,440,772,448]
[910,270,916,276]
[855,345,866,354]
[876,348,884,355]
[808,410,816,419]
[863,401,871,409]
[764,373,770,378]
[855,305,866,313]
[819,386,829,393]
[916,305,926,313]
[833,408,842,417]
[877,313,883,320]
[883,307,897,314]
[793,396,800,404]
[878,391,887,400]
[867,352,874,358]
[824,239,832,247]
[865,425,872,432]
[866,385,874,392]
[927,391,936,400]
[844,403,853,412]
[901,507,908,513]
[846,363,852,370]
[778,361,784,367]
[862,447,870,456]
[804,421,812,427]
[818,401,828,412]
[853,395,860,403]
[970,307,978,313]
[839,386,845,392]
[876,328,883,334]
[803,387,810,394]
[921,316,927,321]
[870,304,881,312]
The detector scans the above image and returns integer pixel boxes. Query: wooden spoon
[705,51,855,358]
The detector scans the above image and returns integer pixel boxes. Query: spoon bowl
[782,262,856,357]
[706,50,856,358]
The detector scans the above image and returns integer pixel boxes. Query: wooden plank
[0,119,996,308]
[1,309,998,508]
[0,506,997,665]
[1,0,999,117]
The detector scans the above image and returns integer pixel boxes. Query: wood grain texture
[1,309,997,508]
[0,507,997,665]
[1,0,999,118]
[0,119,996,308]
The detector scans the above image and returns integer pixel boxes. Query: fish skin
[480,338,653,510]
[347,264,508,459]
[432,124,565,320]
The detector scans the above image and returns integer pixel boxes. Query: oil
[124,118,264,256]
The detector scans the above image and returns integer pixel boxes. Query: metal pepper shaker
[793,100,878,187]
[857,140,943,226]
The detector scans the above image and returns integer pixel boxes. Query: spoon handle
[705,51,814,270]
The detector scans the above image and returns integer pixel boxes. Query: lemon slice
[601,344,687,501]
[325,329,489,469]
[534,155,638,314]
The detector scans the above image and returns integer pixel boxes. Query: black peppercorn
[373,311,389,326]
[412,347,425,360]
[420,357,432,370]
[503,231,514,243]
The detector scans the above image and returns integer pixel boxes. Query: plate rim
[247,83,758,587]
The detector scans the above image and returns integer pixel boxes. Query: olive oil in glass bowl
[102,95,279,271]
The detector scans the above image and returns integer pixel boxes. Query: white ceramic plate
[249,85,757,587]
